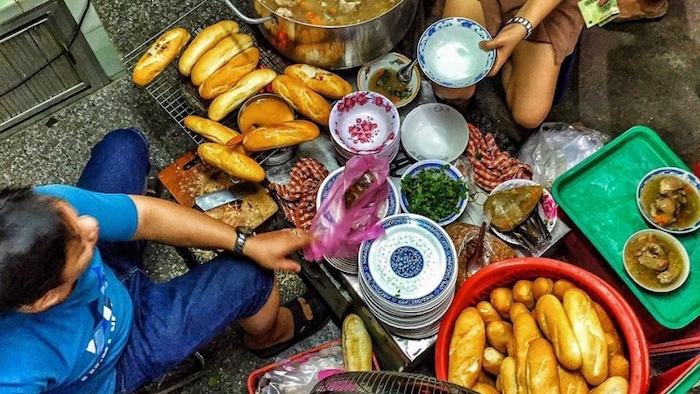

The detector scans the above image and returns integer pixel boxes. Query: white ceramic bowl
[399,159,468,226]
[400,103,469,162]
[357,52,421,108]
[622,228,690,293]
[636,167,700,234]
[329,91,401,155]
[417,17,496,88]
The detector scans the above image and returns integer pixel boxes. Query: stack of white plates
[317,167,400,274]
[358,214,457,339]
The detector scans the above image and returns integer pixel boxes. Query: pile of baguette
[131,21,354,183]
[448,278,631,394]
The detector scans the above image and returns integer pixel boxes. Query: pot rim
[252,0,410,28]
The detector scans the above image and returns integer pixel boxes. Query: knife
[194,182,257,211]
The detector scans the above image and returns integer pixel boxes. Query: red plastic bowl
[435,257,650,393]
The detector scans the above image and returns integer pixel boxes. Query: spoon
[397,58,418,84]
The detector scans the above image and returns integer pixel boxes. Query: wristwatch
[233,226,255,255]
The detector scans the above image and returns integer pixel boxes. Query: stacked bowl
[329,91,401,165]
[358,214,457,339]
[317,167,401,274]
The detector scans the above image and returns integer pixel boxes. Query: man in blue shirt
[0,128,327,393]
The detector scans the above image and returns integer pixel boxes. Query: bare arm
[129,195,311,272]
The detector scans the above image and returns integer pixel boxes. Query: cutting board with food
[158,150,278,229]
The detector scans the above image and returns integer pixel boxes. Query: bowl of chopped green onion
[399,160,469,226]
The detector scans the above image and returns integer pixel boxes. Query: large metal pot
[224,0,420,70]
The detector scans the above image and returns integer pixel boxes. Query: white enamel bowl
[400,103,469,162]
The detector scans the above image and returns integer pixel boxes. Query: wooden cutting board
[158,150,278,229]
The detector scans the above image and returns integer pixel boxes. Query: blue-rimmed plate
[358,214,457,309]
[316,166,400,219]
[637,167,700,234]
[417,17,495,88]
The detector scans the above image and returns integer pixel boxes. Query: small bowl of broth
[357,52,420,108]
[637,167,700,234]
[623,229,689,293]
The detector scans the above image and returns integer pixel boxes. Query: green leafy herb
[400,164,468,223]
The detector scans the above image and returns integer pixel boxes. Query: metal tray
[552,125,700,329]
[120,0,289,164]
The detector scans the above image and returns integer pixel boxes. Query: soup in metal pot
[259,0,398,26]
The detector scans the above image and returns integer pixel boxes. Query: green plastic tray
[552,126,700,329]
[668,359,700,394]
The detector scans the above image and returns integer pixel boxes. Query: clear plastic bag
[303,155,390,262]
[517,122,610,190]
[258,344,345,394]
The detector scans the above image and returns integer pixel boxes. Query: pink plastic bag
[303,155,390,261]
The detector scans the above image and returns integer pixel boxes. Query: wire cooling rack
[121,0,289,162]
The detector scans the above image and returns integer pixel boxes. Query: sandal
[249,292,331,359]
[145,169,163,198]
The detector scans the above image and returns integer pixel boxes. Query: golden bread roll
[532,277,555,300]
[557,365,588,394]
[483,347,506,376]
[593,302,624,357]
[342,314,373,372]
[486,320,513,355]
[471,382,500,394]
[190,34,254,86]
[184,115,239,144]
[271,75,331,126]
[284,64,353,99]
[133,27,191,87]
[242,120,320,151]
[477,301,503,325]
[512,311,542,394]
[477,371,497,387]
[449,307,486,389]
[563,288,609,386]
[197,143,265,183]
[178,20,239,76]
[509,302,531,322]
[490,287,514,319]
[512,280,535,310]
[198,47,260,100]
[608,354,630,380]
[496,356,518,394]
[553,279,577,301]
[535,294,583,371]
[237,94,295,133]
[589,376,629,394]
[208,69,278,121]
[525,338,561,394]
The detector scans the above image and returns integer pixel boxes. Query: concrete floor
[0,0,698,392]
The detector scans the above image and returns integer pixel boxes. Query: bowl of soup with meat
[257,0,401,26]
[357,52,420,108]
[637,167,700,234]
[623,229,689,293]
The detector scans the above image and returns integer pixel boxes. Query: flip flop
[249,292,331,359]
[145,170,163,198]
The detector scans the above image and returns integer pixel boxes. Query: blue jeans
[76,128,274,393]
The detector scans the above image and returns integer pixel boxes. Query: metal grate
[121,0,290,163]
[310,371,477,394]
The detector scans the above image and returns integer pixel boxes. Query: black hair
[0,187,71,310]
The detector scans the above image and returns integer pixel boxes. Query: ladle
[397,58,418,84]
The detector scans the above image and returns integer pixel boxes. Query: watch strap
[505,16,533,39]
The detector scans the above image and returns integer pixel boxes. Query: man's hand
[479,23,527,77]
[243,228,313,273]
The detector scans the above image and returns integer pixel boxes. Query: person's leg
[502,40,561,129]
[115,255,275,392]
[77,127,152,274]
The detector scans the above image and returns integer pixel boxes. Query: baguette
[563,288,609,386]
[482,347,505,376]
[490,287,514,319]
[486,320,513,355]
[190,34,254,86]
[496,356,518,394]
[525,338,561,394]
[608,354,630,380]
[184,115,239,144]
[593,302,624,357]
[208,69,277,121]
[284,64,353,99]
[476,301,503,325]
[271,75,331,126]
[197,143,265,182]
[198,47,260,100]
[532,277,555,300]
[242,120,320,151]
[535,294,582,371]
[342,314,373,372]
[512,280,535,310]
[471,382,500,394]
[512,311,541,394]
[509,302,530,322]
[449,307,486,389]
[553,279,577,301]
[178,20,239,76]
[557,366,588,394]
[133,27,191,87]
[589,376,629,394]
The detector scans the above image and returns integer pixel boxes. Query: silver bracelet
[506,16,533,39]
